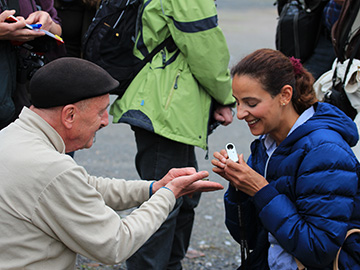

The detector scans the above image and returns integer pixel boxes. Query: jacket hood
[286,102,359,147]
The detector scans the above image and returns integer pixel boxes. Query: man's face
[72,94,110,150]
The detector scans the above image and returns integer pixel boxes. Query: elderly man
[0,57,223,269]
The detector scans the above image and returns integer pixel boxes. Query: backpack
[322,0,360,120]
[275,0,328,62]
[82,0,174,97]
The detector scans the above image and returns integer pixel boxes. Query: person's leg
[167,191,201,270]
[126,126,198,270]
[126,198,182,270]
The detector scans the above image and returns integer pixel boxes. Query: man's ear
[61,105,76,129]
[280,85,293,106]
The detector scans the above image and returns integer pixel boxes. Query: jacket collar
[16,107,66,154]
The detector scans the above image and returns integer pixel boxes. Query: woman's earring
[282,102,286,106]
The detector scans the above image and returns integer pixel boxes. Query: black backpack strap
[343,36,360,84]
[1,0,20,15]
[293,10,301,59]
[0,0,7,9]
[142,35,175,63]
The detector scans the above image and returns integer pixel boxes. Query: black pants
[126,126,201,270]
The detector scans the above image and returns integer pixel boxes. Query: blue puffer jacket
[224,102,360,270]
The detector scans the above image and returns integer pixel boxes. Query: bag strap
[331,32,360,90]
[293,10,301,59]
[0,0,6,9]
[142,35,174,64]
[294,228,360,270]
[295,257,306,270]
[343,35,360,85]
[7,0,19,14]
[333,228,360,270]
[237,203,249,268]
[0,0,19,15]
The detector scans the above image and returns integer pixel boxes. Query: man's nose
[101,110,109,127]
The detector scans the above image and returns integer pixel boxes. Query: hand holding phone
[225,143,239,163]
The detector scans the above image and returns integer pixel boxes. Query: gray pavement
[75,1,278,269]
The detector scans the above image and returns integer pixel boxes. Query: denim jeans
[126,126,200,270]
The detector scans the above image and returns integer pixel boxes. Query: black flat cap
[29,57,119,108]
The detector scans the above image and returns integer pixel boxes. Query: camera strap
[0,0,19,15]
[0,0,7,9]
[8,0,19,14]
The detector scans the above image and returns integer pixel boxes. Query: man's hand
[153,168,223,199]
[213,105,233,126]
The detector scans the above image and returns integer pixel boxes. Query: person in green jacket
[110,0,235,269]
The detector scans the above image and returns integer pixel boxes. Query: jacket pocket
[165,70,181,110]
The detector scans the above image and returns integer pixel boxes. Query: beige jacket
[0,107,176,269]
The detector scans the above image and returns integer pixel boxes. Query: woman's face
[232,74,285,140]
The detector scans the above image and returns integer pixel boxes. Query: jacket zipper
[165,71,180,110]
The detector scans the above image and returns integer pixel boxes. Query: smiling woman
[230,49,317,144]
[211,48,360,269]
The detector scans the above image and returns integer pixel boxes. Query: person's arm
[33,166,222,264]
[164,0,235,108]
[89,167,223,210]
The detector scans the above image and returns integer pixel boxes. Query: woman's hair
[231,48,318,115]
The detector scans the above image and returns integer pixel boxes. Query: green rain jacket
[110,0,235,150]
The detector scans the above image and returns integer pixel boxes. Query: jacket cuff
[253,184,279,211]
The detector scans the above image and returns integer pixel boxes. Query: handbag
[322,34,360,121]
[323,67,358,120]
[295,228,360,270]
[275,0,326,62]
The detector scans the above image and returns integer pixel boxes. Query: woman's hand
[212,151,268,196]
[211,149,230,180]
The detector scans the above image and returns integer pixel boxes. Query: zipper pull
[162,50,166,65]
[174,74,179,89]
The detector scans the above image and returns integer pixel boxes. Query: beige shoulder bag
[295,228,360,270]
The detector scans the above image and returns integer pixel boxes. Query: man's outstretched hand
[153,168,223,199]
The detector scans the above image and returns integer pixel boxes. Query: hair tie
[289,56,303,76]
